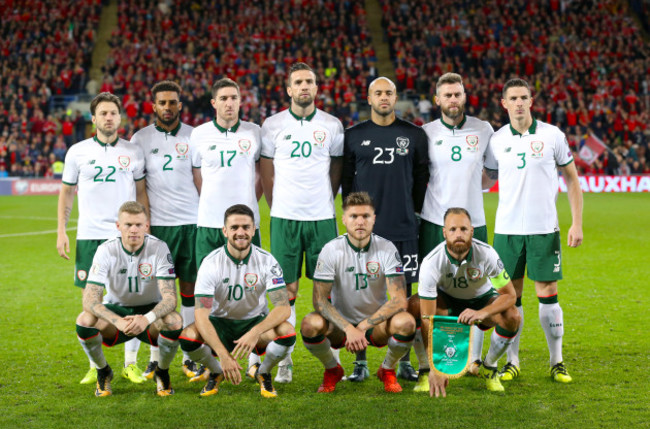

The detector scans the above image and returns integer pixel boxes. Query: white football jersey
[194,245,286,320]
[191,119,261,228]
[485,119,574,235]
[421,116,494,227]
[419,239,505,300]
[87,234,175,306]
[62,136,145,239]
[313,234,404,324]
[261,108,344,220]
[131,122,198,226]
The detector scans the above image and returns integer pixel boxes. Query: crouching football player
[75,201,182,397]
[179,204,296,398]
[300,192,416,393]
[409,207,520,396]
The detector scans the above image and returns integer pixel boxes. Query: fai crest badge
[444,343,457,358]
[466,135,479,152]
[467,267,482,280]
[396,136,409,156]
[175,143,189,159]
[531,141,544,158]
[138,263,153,277]
[366,261,380,275]
[77,269,88,281]
[313,130,326,147]
[238,139,251,153]
[118,156,131,169]
[244,273,259,289]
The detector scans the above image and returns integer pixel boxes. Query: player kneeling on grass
[300,192,416,393]
[75,201,182,397]
[178,204,296,398]
[409,207,521,396]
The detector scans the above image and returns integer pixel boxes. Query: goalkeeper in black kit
[341,77,429,383]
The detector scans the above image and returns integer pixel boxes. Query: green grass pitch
[0,193,648,428]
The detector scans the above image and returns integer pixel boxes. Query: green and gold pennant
[424,315,474,379]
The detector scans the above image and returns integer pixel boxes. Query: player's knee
[162,311,183,331]
[503,306,521,332]
[180,323,199,340]
[391,312,416,336]
[76,311,97,327]
[300,312,326,337]
[276,321,296,337]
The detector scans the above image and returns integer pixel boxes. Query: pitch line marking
[0,227,77,239]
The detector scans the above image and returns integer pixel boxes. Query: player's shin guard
[124,337,141,366]
[470,325,485,362]
[259,334,297,374]
[77,325,107,369]
[157,329,182,370]
[539,296,564,366]
[303,334,338,369]
[484,326,518,368]
[382,334,415,370]
[179,340,222,374]
[413,328,429,370]
[278,299,296,367]
[506,299,524,366]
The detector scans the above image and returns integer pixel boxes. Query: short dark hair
[90,92,122,115]
[211,77,240,98]
[151,80,182,100]
[342,191,375,211]
[502,78,531,98]
[436,73,464,94]
[443,207,471,223]
[287,62,317,86]
[118,201,147,217]
[224,204,255,224]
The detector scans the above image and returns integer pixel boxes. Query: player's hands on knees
[457,309,485,326]
[220,354,243,385]
[344,325,369,353]
[56,234,70,259]
[121,315,148,336]
[429,372,449,398]
[232,331,261,360]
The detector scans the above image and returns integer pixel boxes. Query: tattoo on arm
[313,281,350,332]
[196,295,213,310]
[485,169,498,180]
[366,276,406,326]
[268,288,290,308]
[84,284,120,325]
[152,279,177,318]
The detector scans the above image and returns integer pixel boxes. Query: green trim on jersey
[509,118,538,136]
[345,235,371,253]
[259,154,273,159]
[213,118,241,133]
[385,273,405,278]
[62,180,77,186]
[87,280,105,287]
[440,115,467,130]
[93,135,119,146]
[121,241,144,257]
[154,121,181,136]
[558,158,575,167]
[134,175,146,181]
[289,107,317,121]
[157,276,176,280]
[313,277,334,283]
[420,296,437,300]
[225,245,252,265]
